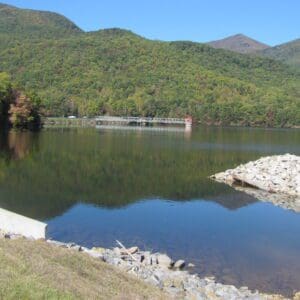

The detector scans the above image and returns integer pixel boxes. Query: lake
[0,126,299,296]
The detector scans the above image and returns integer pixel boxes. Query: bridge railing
[95,116,186,124]
[44,116,189,126]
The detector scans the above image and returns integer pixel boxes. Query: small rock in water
[174,259,186,269]
[188,263,195,268]
[156,254,174,268]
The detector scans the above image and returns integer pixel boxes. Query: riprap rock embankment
[211,154,300,212]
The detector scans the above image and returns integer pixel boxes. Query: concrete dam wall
[0,208,47,239]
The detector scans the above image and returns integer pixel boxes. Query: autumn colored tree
[9,91,42,129]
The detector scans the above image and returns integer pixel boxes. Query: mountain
[208,34,270,54]
[260,39,300,68]
[0,4,299,127]
[208,33,300,69]
[0,3,82,40]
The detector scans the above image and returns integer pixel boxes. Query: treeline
[0,72,42,129]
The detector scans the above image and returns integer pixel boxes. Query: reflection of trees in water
[0,130,39,160]
[0,128,292,220]
[8,131,32,160]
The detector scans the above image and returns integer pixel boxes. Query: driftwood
[116,240,138,262]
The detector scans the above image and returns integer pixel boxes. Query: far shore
[42,116,300,130]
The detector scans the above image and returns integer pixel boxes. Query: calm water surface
[0,127,299,296]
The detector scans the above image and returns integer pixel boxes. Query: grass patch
[0,238,166,299]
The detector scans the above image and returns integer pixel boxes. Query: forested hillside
[0,3,299,127]
[260,39,300,69]
[0,3,81,38]
[0,3,82,51]
[0,72,12,124]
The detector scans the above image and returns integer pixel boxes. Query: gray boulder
[174,259,186,269]
[156,254,174,268]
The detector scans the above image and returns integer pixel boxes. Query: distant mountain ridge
[1,1,298,69]
[207,34,300,68]
[208,34,270,54]
[260,38,300,68]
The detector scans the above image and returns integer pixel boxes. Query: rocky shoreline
[211,154,300,213]
[1,230,298,300]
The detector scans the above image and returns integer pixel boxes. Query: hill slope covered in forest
[0,3,299,127]
[0,3,81,39]
[260,39,300,69]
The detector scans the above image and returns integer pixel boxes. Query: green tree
[0,72,13,124]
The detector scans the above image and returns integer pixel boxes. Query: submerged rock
[174,259,186,269]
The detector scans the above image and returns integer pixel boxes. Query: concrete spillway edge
[0,208,47,239]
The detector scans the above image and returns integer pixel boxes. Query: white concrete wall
[0,208,47,239]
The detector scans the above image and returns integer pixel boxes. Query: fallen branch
[116,240,138,262]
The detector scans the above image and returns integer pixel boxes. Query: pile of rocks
[211,154,300,212]
[46,239,293,299]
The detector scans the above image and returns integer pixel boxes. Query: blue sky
[2,0,300,46]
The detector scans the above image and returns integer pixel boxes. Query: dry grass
[0,238,167,300]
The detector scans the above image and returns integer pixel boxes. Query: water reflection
[0,127,298,219]
[47,200,300,297]
[0,130,38,160]
[0,127,267,219]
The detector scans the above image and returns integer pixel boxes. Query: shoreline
[1,229,298,299]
